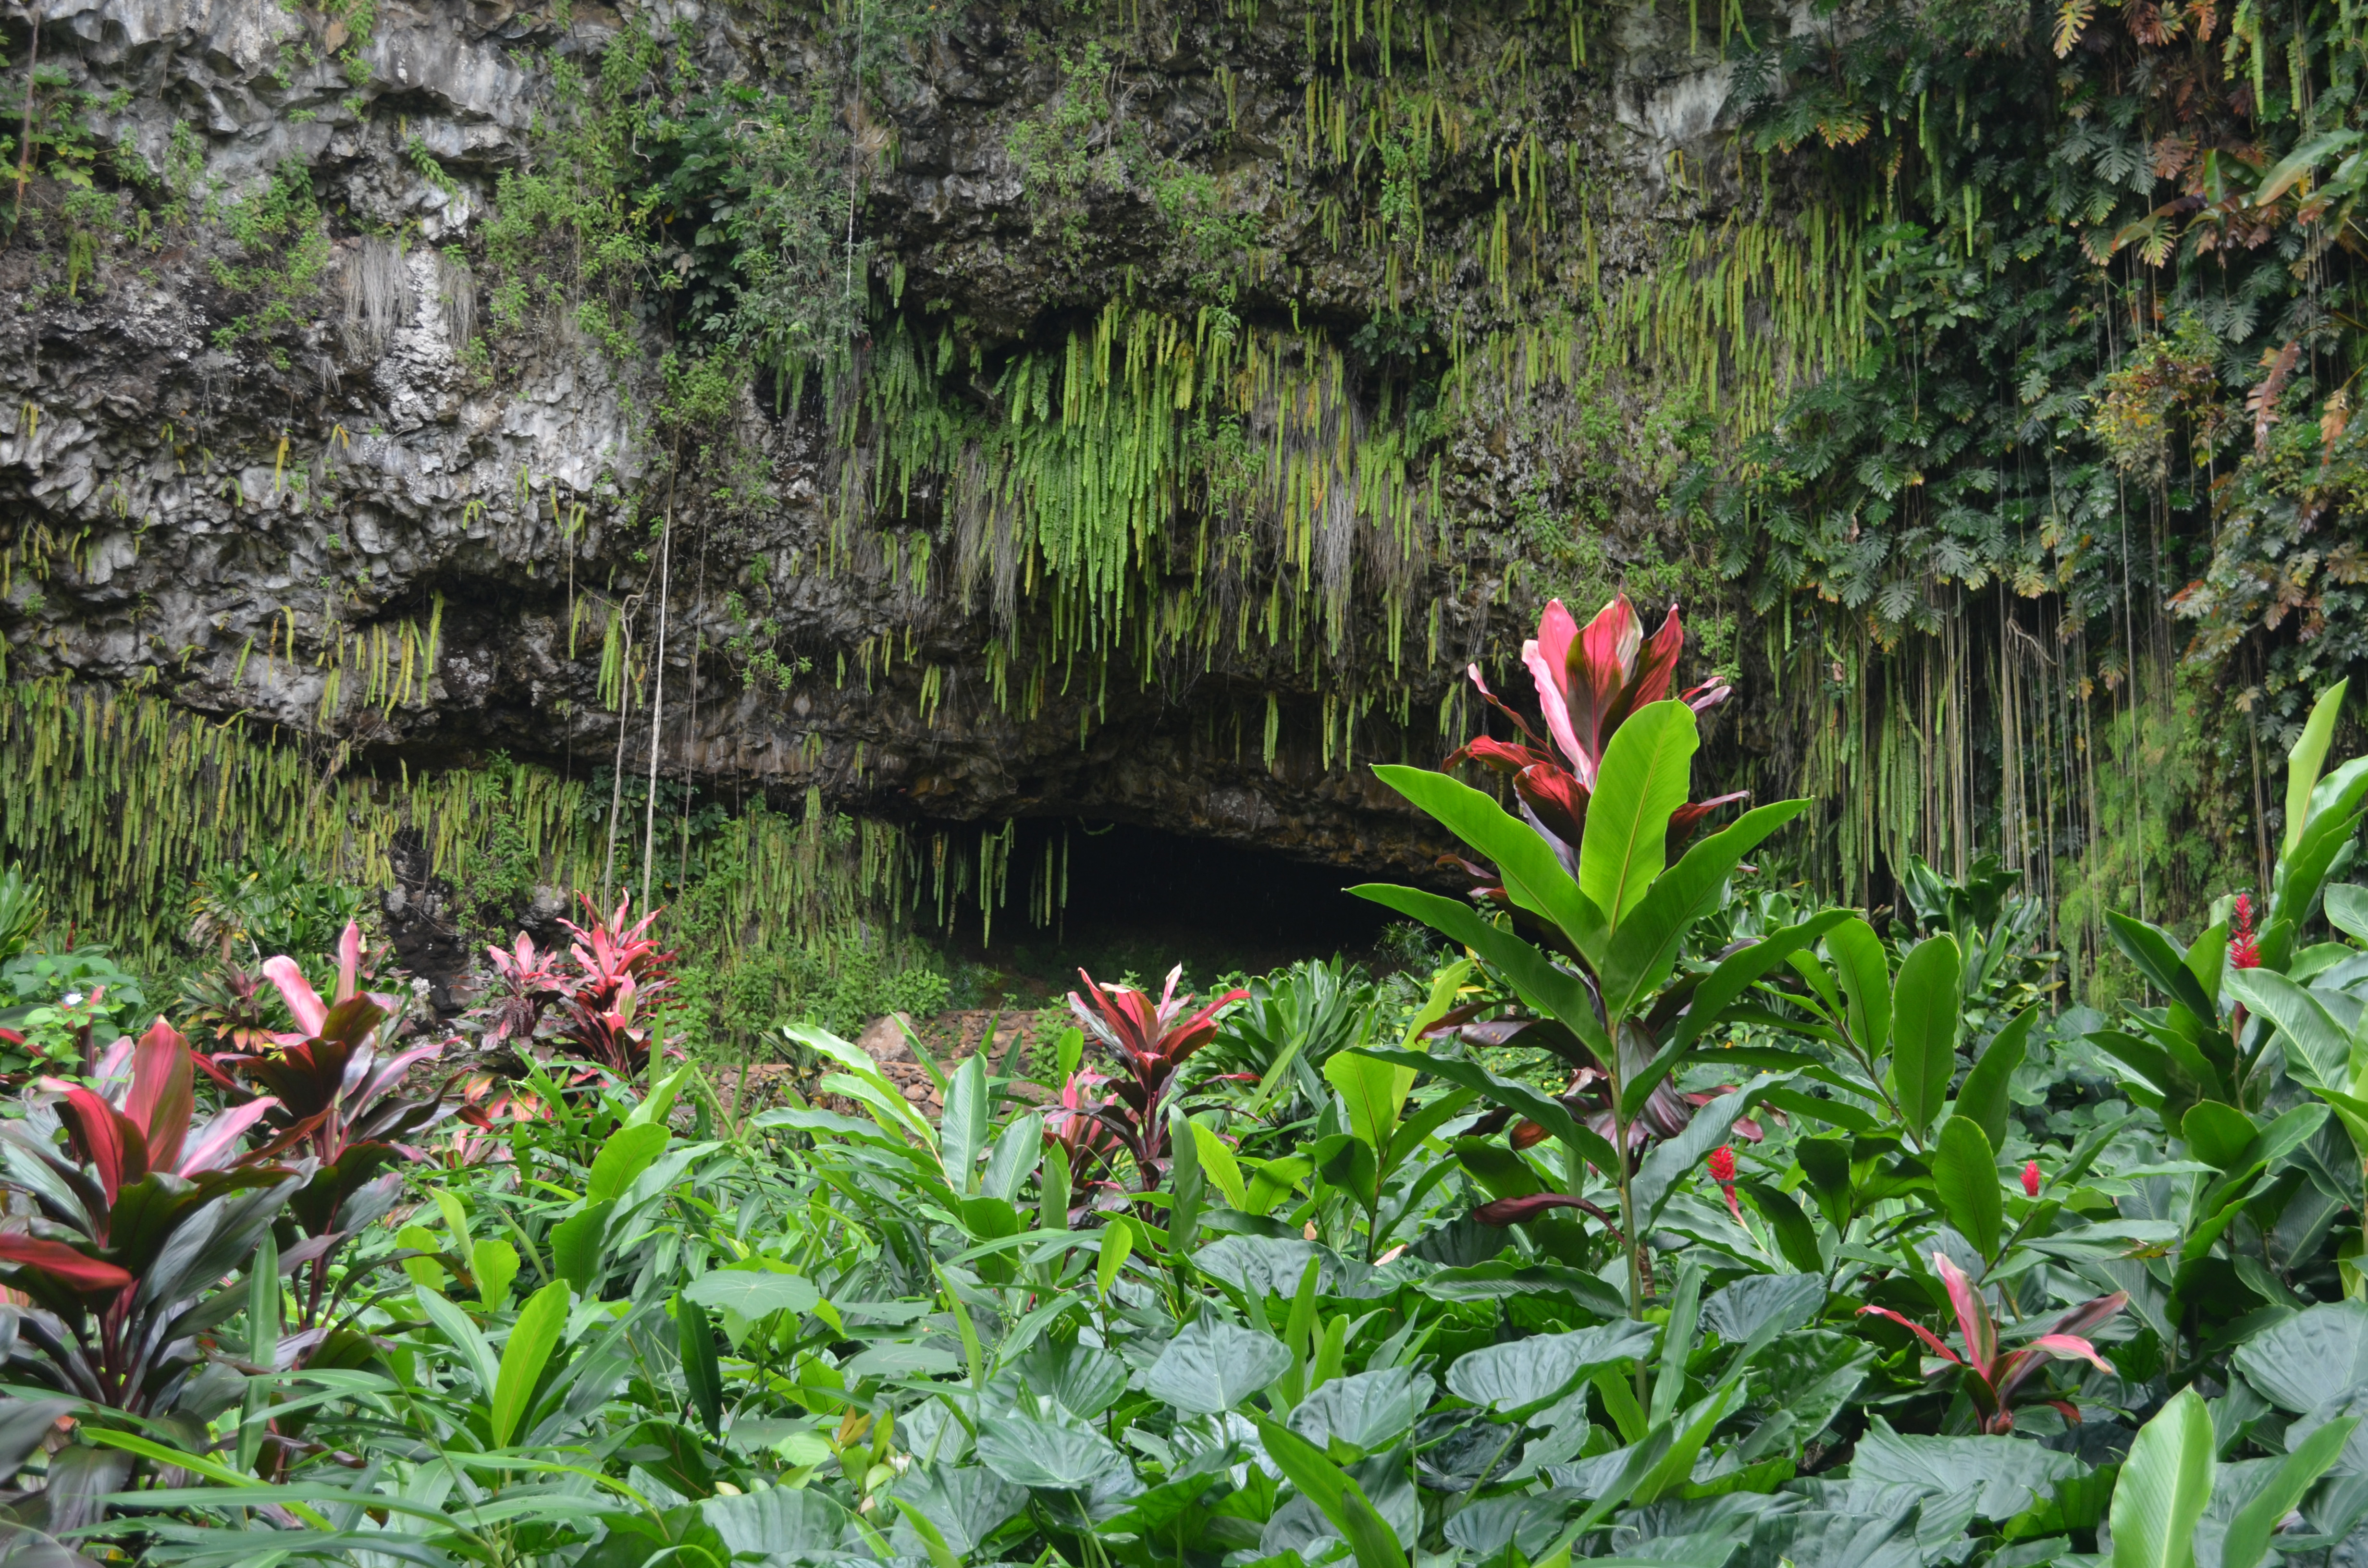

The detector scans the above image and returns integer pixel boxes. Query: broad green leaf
[938,1054,989,1195]
[1325,1047,1405,1155]
[471,1238,518,1311]
[1190,1120,1250,1211]
[2222,1415,2357,1568]
[1288,1367,1435,1455]
[490,1280,570,1446]
[1444,1320,1655,1418]
[1253,1416,1411,1568]
[974,1410,1129,1492]
[1953,1007,2034,1151]
[1889,935,1962,1139]
[2106,912,2220,1026]
[1854,1418,2081,1519]
[1650,1261,1703,1427]
[414,1284,497,1394]
[1597,799,1814,1019]
[2326,883,2368,943]
[1349,884,1608,1060]
[624,1063,692,1128]
[2224,968,2353,1091]
[884,1466,1027,1560]
[981,1113,1044,1203]
[675,1293,722,1437]
[706,1487,861,1560]
[551,1199,614,1294]
[2181,1102,2256,1171]
[1143,1316,1291,1413]
[683,1269,821,1320]
[2284,680,2348,858]
[2111,1387,2215,1568]
[1932,1117,2003,1261]
[1579,701,1700,930]
[1374,764,1605,952]
[1095,1220,1132,1298]
[1826,918,1893,1061]
[586,1122,669,1205]
[2231,1301,2368,1412]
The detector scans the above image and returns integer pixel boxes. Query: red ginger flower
[2022,1160,2041,1198]
[1708,1144,1743,1223]
[2230,893,2260,970]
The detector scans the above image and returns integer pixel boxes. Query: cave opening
[933,819,1404,998]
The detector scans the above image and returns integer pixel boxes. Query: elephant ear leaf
[2220,1415,2358,1568]
[2110,1387,2215,1568]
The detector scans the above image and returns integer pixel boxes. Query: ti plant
[1068,965,1247,1187]
[1857,1249,2124,1433]
[204,922,447,1330]
[550,894,679,1078]
[0,1022,298,1529]
[1354,594,1825,1315]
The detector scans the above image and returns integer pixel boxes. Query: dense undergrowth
[0,597,2347,1568]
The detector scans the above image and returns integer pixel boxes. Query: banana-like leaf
[1373,764,1605,955]
[1826,918,1893,1062]
[2111,1387,2215,1568]
[2283,680,2349,858]
[1890,935,1962,1140]
[2220,1415,2358,1568]
[1579,701,1700,931]
[1597,799,1813,1020]
[1953,1007,2035,1152]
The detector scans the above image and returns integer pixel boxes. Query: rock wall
[0,0,1764,914]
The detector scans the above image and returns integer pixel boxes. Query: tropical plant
[548,894,679,1077]
[1067,964,1246,1186]
[1857,1248,2125,1433]
[1352,594,1824,1312]
[201,923,446,1328]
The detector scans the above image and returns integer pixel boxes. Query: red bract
[549,896,679,1077]
[2229,893,2260,970]
[1448,597,1740,868]
[2022,1161,2042,1198]
[1067,965,1246,1187]
[1858,1250,2125,1433]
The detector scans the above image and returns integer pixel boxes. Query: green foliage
[205,159,330,368]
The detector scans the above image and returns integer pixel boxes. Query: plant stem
[640,453,678,913]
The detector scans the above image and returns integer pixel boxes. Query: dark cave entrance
[933,819,1401,997]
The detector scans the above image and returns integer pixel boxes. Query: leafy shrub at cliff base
[0,596,2347,1568]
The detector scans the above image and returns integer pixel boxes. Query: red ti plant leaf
[1858,1250,2125,1432]
[1443,595,1741,905]
[0,1235,133,1295]
[1067,965,1246,1185]
[54,1087,146,1206]
[1470,1191,1627,1239]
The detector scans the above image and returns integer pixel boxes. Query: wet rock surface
[0,0,1750,887]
